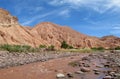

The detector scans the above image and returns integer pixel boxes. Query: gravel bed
[0,51,79,68]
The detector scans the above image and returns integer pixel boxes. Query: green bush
[0,44,12,51]
[0,44,33,52]
[115,46,120,50]
[91,47,105,51]
[68,46,74,49]
[0,44,56,53]
[39,45,47,48]
[47,45,55,51]
[61,41,73,49]
[0,44,22,52]
[61,41,69,49]
[10,45,22,52]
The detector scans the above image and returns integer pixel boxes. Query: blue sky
[0,0,120,37]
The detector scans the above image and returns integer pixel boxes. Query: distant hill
[0,8,119,49]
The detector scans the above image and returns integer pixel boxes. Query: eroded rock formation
[0,8,119,49]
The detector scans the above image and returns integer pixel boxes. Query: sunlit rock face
[0,8,119,49]
[0,8,18,27]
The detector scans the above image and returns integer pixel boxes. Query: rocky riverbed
[65,51,120,79]
[0,51,120,79]
[0,51,79,68]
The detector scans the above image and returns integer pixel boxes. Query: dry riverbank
[0,51,120,79]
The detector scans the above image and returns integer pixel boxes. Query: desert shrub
[0,44,33,52]
[91,47,105,51]
[47,45,55,51]
[39,45,47,48]
[115,46,120,50]
[10,45,22,52]
[80,48,92,53]
[97,47,105,50]
[20,45,31,52]
[61,41,69,49]
[68,46,74,49]
[0,44,57,53]
[0,44,22,52]
[0,44,12,51]
[61,41,74,49]
[22,45,31,50]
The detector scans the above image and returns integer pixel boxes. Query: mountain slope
[0,8,119,49]
[101,35,120,48]
[31,22,107,48]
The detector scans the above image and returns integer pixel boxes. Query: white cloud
[14,0,44,15]
[21,10,57,25]
[49,0,120,13]
[110,30,120,34]
[21,8,68,26]
[110,24,120,34]
[58,9,70,17]
[110,0,120,7]
[113,27,120,30]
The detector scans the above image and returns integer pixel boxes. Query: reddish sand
[0,54,89,79]
[0,53,108,79]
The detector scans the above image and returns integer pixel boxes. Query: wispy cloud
[21,10,58,25]
[14,0,44,15]
[110,24,120,34]
[58,9,71,17]
[49,0,120,13]
[21,8,69,26]
[15,6,44,15]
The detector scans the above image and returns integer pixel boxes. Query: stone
[94,71,100,75]
[83,63,90,67]
[82,57,89,61]
[67,72,73,78]
[114,73,120,79]
[103,76,113,79]
[96,65,104,68]
[56,73,65,78]
[93,69,99,72]
[75,71,84,74]
[81,67,91,72]
[109,72,115,76]
[93,69,100,75]
[104,64,110,68]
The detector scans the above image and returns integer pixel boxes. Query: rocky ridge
[0,8,119,49]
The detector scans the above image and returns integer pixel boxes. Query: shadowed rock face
[0,8,119,49]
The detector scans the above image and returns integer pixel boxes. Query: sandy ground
[0,52,119,79]
[0,53,88,79]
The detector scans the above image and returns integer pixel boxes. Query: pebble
[114,73,120,79]
[103,76,112,79]
[75,71,84,74]
[96,65,104,68]
[81,67,90,72]
[93,69,100,75]
[67,72,73,78]
[83,63,90,67]
[56,73,65,78]
[94,71,100,75]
